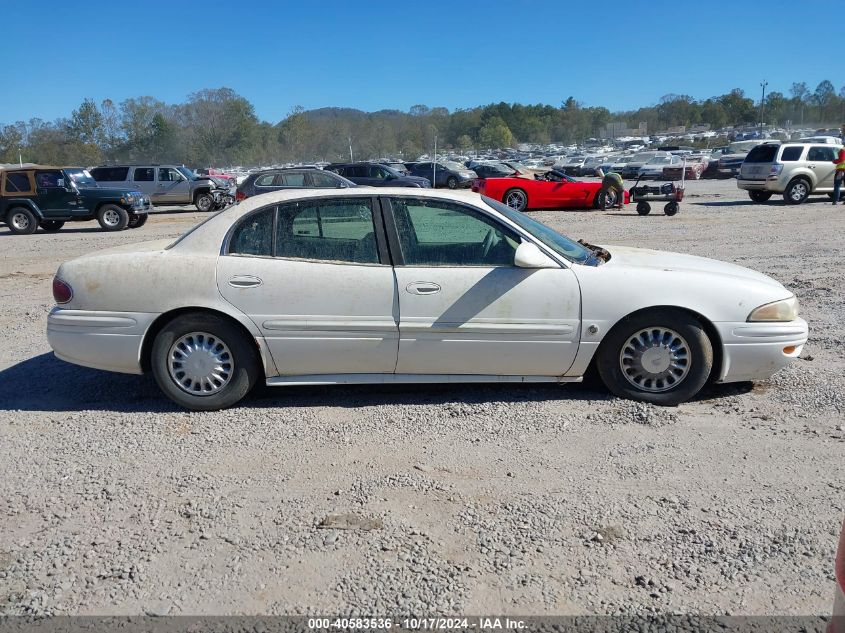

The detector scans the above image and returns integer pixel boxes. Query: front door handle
[228,275,262,288]
[405,281,441,295]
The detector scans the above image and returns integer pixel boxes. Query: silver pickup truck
[89,165,228,211]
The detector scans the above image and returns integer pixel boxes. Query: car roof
[0,164,75,172]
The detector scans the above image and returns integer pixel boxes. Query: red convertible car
[471,169,629,211]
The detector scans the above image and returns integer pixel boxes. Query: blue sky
[0,0,838,124]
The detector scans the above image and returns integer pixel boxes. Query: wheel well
[193,188,211,201]
[5,204,41,220]
[589,305,724,383]
[139,307,266,378]
[787,175,812,189]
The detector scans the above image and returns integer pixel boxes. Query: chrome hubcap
[505,191,526,209]
[103,209,120,226]
[791,183,807,200]
[619,327,691,393]
[168,332,233,396]
[11,213,30,230]
[198,196,212,210]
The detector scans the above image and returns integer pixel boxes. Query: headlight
[747,296,799,322]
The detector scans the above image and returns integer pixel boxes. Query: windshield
[440,161,465,171]
[506,162,526,171]
[646,156,671,164]
[481,196,592,264]
[727,141,760,154]
[65,169,98,188]
[177,166,198,181]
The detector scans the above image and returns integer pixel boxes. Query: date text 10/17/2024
[307,617,528,630]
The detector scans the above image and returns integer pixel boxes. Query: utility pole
[348,137,353,162]
[18,148,22,167]
[759,80,768,138]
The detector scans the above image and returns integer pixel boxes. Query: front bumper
[714,318,808,383]
[47,308,157,374]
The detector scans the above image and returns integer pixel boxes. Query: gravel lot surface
[0,179,843,617]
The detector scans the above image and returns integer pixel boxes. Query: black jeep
[0,165,151,235]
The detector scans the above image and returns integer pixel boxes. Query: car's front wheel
[195,192,214,212]
[151,313,260,411]
[446,176,458,189]
[596,309,713,406]
[97,204,129,231]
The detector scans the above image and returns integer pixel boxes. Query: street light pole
[759,80,768,137]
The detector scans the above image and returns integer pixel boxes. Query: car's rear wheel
[783,178,810,204]
[195,192,214,212]
[748,190,772,203]
[596,309,713,406]
[503,188,528,212]
[151,313,260,411]
[97,204,129,231]
[6,208,38,235]
[39,220,65,232]
[128,213,148,228]
[446,176,458,189]
[595,189,618,210]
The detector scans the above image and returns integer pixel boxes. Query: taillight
[235,189,246,202]
[769,164,783,177]
[52,277,73,304]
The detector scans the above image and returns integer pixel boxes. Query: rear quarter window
[91,167,129,181]
[780,147,804,161]
[4,172,32,193]
[744,145,779,163]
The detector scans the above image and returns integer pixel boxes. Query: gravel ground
[0,179,843,617]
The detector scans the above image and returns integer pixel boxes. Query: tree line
[1,81,843,168]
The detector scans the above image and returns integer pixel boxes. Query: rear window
[780,146,803,162]
[91,167,129,181]
[744,145,779,163]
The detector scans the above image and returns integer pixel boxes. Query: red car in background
[663,155,708,180]
[472,169,629,212]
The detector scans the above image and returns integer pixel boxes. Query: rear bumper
[714,318,808,383]
[47,308,157,374]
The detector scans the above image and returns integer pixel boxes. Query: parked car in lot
[663,155,709,180]
[637,154,684,179]
[47,188,807,410]
[737,141,843,204]
[470,162,519,179]
[472,169,629,211]
[407,161,476,188]
[90,164,228,212]
[236,168,356,201]
[556,155,587,176]
[1,165,151,234]
[619,152,670,179]
[328,163,430,188]
[717,140,778,177]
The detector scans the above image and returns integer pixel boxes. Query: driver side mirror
[514,242,558,269]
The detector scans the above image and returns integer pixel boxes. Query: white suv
[737,141,842,204]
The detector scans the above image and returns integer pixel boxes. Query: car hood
[397,175,430,184]
[598,245,787,290]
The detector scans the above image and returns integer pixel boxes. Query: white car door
[807,145,838,191]
[216,197,399,376]
[385,197,581,376]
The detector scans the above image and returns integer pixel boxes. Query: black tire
[195,192,214,212]
[748,190,772,203]
[446,176,458,189]
[594,189,618,210]
[128,213,148,228]
[6,207,38,235]
[151,313,261,411]
[664,201,679,216]
[636,201,651,215]
[783,178,810,205]
[97,204,129,231]
[503,188,528,212]
[596,309,713,406]
[39,220,65,232]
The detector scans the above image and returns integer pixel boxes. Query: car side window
[255,173,276,187]
[780,147,803,161]
[391,198,519,267]
[309,171,341,187]
[133,167,154,182]
[158,167,182,182]
[370,166,387,179]
[280,172,306,187]
[4,172,33,193]
[229,207,275,256]
[35,170,64,188]
[807,146,836,161]
[276,199,379,264]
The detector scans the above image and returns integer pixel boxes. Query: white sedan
[47,189,808,411]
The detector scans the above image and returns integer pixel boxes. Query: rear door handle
[405,281,441,295]
[228,275,262,288]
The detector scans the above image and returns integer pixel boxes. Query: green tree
[478,116,514,148]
